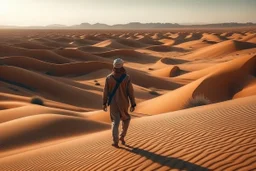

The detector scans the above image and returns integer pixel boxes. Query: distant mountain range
[1,22,256,29]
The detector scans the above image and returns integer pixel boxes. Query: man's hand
[130,106,135,112]
[103,104,107,112]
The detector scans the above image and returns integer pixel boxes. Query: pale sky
[1,0,256,26]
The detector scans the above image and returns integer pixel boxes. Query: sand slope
[184,40,256,59]
[0,45,72,63]
[136,54,256,114]
[0,66,102,109]
[0,96,255,170]
[0,114,109,156]
[1,29,256,170]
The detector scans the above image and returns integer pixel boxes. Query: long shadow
[120,145,210,171]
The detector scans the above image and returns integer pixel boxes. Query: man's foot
[112,143,119,148]
[120,137,125,145]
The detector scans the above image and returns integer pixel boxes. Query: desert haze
[0,28,256,170]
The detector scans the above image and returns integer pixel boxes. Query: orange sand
[0,29,256,170]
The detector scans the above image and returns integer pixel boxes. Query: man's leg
[111,113,121,146]
[120,117,131,144]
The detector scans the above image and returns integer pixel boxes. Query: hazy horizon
[1,0,256,26]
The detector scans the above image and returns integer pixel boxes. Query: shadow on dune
[120,145,209,171]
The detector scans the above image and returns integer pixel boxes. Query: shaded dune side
[144,45,188,52]
[73,38,98,46]
[30,38,73,48]
[78,46,112,53]
[170,32,202,45]
[174,49,256,83]
[0,56,179,90]
[136,36,162,45]
[12,42,53,50]
[93,39,131,49]
[174,39,214,50]
[0,93,86,112]
[241,33,256,42]
[200,33,226,42]
[114,38,149,48]
[0,66,102,109]
[233,76,256,99]
[0,114,109,153]
[173,64,218,83]
[0,105,84,123]
[0,56,112,76]
[0,45,72,63]
[158,38,175,46]
[0,101,28,110]
[192,55,256,102]
[126,68,181,90]
[54,48,110,62]
[136,55,256,115]
[151,66,181,77]
[0,96,255,170]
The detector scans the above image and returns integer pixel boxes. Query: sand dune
[158,38,175,45]
[78,45,112,53]
[0,56,179,90]
[84,34,105,41]
[151,65,181,77]
[13,41,53,50]
[0,56,112,76]
[0,114,109,155]
[241,33,256,42]
[0,101,28,110]
[174,39,214,50]
[1,29,256,170]
[94,49,160,64]
[93,39,131,49]
[136,36,162,45]
[0,66,102,109]
[114,38,149,48]
[170,32,202,45]
[31,38,74,48]
[1,96,255,170]
[73,38,98,45]
[184,40,256,59]
[136,54,256,114]
[126,68,181,90]
[145,45,187,52]
[0,105,84,123]
[247,35,256,43]
[233,75,256,99]
[0,93,87,112]
[0,45,72,63]
[201,33,225,42]
[54,48,110,62]
[228,32,244,40]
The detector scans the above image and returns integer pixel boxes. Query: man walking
[103,58,136,147]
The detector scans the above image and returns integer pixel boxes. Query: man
[103,58,136,147]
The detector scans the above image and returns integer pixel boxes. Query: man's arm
[127,77,136,109]
[102,77,109,111]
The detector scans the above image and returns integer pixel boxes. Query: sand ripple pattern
[0,96,256,171]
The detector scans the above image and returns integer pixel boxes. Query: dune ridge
[1,29,256,170]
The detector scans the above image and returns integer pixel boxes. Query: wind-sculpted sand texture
[0,29,256,170]
[0,96,256,170]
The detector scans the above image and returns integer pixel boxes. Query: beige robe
[103,72,136,121]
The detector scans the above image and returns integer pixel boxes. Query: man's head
[113,58,124,69]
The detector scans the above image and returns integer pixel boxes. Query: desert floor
[0,29,256,170]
